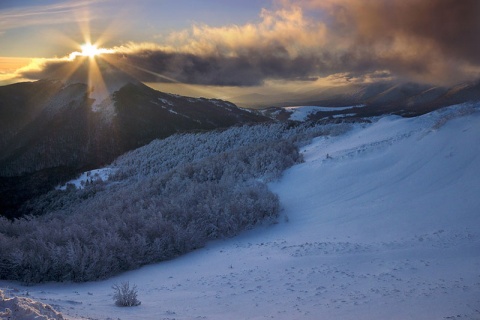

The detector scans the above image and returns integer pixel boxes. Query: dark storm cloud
[19,50,324,86]
[309,0,480,83]
[111,49,322,86]
[341,0,480,65]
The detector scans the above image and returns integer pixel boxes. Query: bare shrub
[112,281,141,307]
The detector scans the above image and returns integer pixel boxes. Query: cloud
[297,0,480,83]
[316,0,480,63]
[104,6,330,86]
[15,0,480,86]
[19,7,329,86]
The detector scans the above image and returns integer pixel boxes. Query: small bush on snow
[112,281,141,307]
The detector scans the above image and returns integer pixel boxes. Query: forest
[0,120,352,283]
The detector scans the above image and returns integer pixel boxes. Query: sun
[80,43,101,58]
[68,43,115,60]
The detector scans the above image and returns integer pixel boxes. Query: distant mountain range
[0,75,268,218]
[236,79,480,120]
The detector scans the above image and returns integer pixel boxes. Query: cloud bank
[19,0,480,87]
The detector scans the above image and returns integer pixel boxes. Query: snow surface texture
[1,103,479,319]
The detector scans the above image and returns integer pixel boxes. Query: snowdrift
[0,289,63,320]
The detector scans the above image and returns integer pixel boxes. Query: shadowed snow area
[1,103,479,319]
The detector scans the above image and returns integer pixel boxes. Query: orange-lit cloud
[160,6,327,57]
[0,57,56,84]
[0,57,32,83]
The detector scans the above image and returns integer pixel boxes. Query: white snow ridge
[1,103,479,319]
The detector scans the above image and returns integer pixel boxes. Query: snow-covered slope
[1,103,479,319]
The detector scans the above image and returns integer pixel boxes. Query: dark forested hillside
[0,79,269,218]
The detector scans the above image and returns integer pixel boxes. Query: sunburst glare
[69,43,115,60]
[81,43,100,58]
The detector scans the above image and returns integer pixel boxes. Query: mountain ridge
[258,79,480,121]
[238,79,480,114]
[0,78,269,218]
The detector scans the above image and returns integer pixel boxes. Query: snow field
[1,103,479,319]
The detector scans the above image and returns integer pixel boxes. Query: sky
[1,0,479,102]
